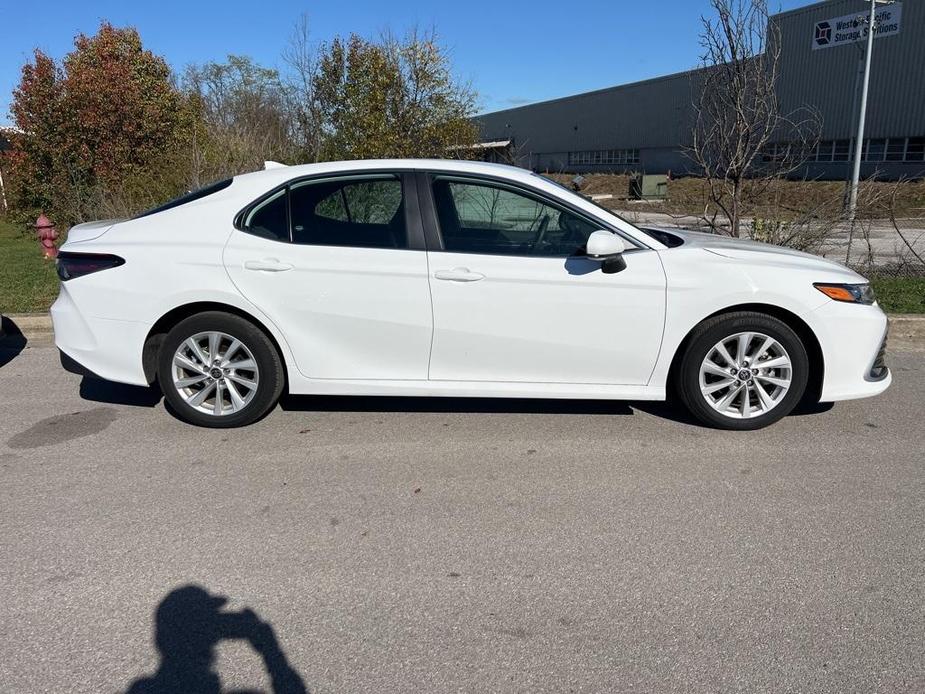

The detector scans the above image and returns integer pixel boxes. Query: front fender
[648,248,832,388]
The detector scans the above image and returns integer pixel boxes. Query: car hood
[649,226,865,281]
[64,219,123,245]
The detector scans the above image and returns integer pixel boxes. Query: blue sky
[0,0,809,126]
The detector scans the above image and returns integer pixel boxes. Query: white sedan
[51,160,890,429]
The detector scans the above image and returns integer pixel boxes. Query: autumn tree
[9,23,192,224]
[5,51,61,223]
[7,20,480,225]
[309,28,478,160]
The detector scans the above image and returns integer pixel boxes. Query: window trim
[415,170,645,258]
[233,170,427,251]
[134,178,233,220]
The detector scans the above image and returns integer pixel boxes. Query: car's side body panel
[224,237,433,380]
[424,249,666,385]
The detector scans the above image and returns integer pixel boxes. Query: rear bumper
[815,301,892,401]
[50,287,150,386]
[59,349,103,379]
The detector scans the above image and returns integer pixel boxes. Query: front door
[224,173,433,380]
[422,174,666,385]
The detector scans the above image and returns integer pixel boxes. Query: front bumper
[814,300,891,402]
[868,329,889,381]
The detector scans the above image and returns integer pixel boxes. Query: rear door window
[289,176,406,249]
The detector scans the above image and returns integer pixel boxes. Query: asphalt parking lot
[1,342,923,693]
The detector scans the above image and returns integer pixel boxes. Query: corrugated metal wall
[477,71,698,154]
[476,0,924,176]
[774,0,925,139]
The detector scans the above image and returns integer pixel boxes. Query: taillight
[56,252,125,281]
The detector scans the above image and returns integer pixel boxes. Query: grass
[871,278,925,314]
[0,220,61,313]
[0,217,922,315]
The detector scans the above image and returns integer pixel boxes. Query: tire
[676,311,809,430]
[157,312,284,428]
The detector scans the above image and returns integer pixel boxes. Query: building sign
[812,2,902,50]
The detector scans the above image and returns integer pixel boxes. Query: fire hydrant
[35,214,58,260]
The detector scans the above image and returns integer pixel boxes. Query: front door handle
[434,267,485,282]
[244,259,293,272]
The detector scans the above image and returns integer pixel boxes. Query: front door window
[432,178,599,257]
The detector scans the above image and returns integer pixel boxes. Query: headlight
[813,282,876,305]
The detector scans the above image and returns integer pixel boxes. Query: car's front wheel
[157,312,284,427]
[677,312,809,430]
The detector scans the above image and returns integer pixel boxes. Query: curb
[0,313,54,346]
[888,314,925,344]
[3,313,925,347]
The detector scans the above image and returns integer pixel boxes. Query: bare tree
[282,14,323,164]
[183,56,295,183]
[887,178,925,268]
[687,0,820,237]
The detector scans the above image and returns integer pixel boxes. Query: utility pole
[847,0,891,222]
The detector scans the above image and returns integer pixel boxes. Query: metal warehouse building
[476,0,924,180]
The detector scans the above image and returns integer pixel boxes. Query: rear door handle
[244,259,293,272]
[434,267,485,282]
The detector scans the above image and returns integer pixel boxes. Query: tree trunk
[731,178,742,237]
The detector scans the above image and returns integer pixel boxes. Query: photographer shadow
[0,316,28,369]
[126,584,307,694]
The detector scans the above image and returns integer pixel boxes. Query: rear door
[420,173,666,385]
[223,172,433,380]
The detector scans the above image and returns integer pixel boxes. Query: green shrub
[872,278,925,314]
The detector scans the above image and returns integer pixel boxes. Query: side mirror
[585,230,627,274]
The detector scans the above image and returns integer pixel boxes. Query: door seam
[424,252,437,380]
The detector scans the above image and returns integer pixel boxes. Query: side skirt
[284,376,665,401]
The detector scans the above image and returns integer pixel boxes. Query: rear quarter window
[242,189,289,242]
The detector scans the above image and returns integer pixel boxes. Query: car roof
[231,158,536,189]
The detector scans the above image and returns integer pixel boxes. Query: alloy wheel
[171,331,260,416]
[698,331,792,419]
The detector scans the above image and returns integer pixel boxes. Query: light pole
[847,0,893,222]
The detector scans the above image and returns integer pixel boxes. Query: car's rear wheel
[157,312,284,427]
[677,312,809,430]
